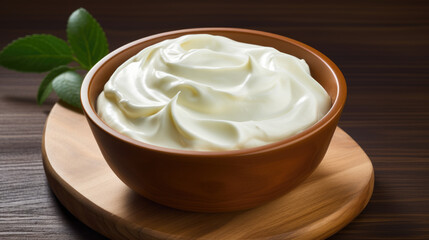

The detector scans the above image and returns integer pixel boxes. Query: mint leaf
[0,34,73,72]
[37,65,72,105]
[52,71,82,108]
[67,8,109,70]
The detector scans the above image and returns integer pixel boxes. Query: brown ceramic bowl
[81,28,347,212]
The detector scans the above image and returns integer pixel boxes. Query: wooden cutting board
[42,103,374,240]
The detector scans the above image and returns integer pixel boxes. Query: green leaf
[67,8,109,70]
[37,65,72,105]
[52,71,83,108]
[0,34,73,72]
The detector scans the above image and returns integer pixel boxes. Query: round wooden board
[42,103,374,240]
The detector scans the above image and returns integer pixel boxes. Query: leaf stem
[72,56,90,70]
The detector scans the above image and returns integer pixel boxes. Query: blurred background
[1,0,428,239]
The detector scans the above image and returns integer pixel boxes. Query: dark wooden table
[1,1,428,239]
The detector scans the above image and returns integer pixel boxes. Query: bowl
[81,28,347,212]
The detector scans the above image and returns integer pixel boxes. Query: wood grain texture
[42,103,374,240]
[1,0,428,239]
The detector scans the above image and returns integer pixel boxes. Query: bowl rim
[81,27,347,156]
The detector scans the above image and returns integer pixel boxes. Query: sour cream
[97,34,331,151]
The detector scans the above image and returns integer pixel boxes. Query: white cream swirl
[97,34,331,151]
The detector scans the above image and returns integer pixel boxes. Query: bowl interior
[83,28,346,153]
